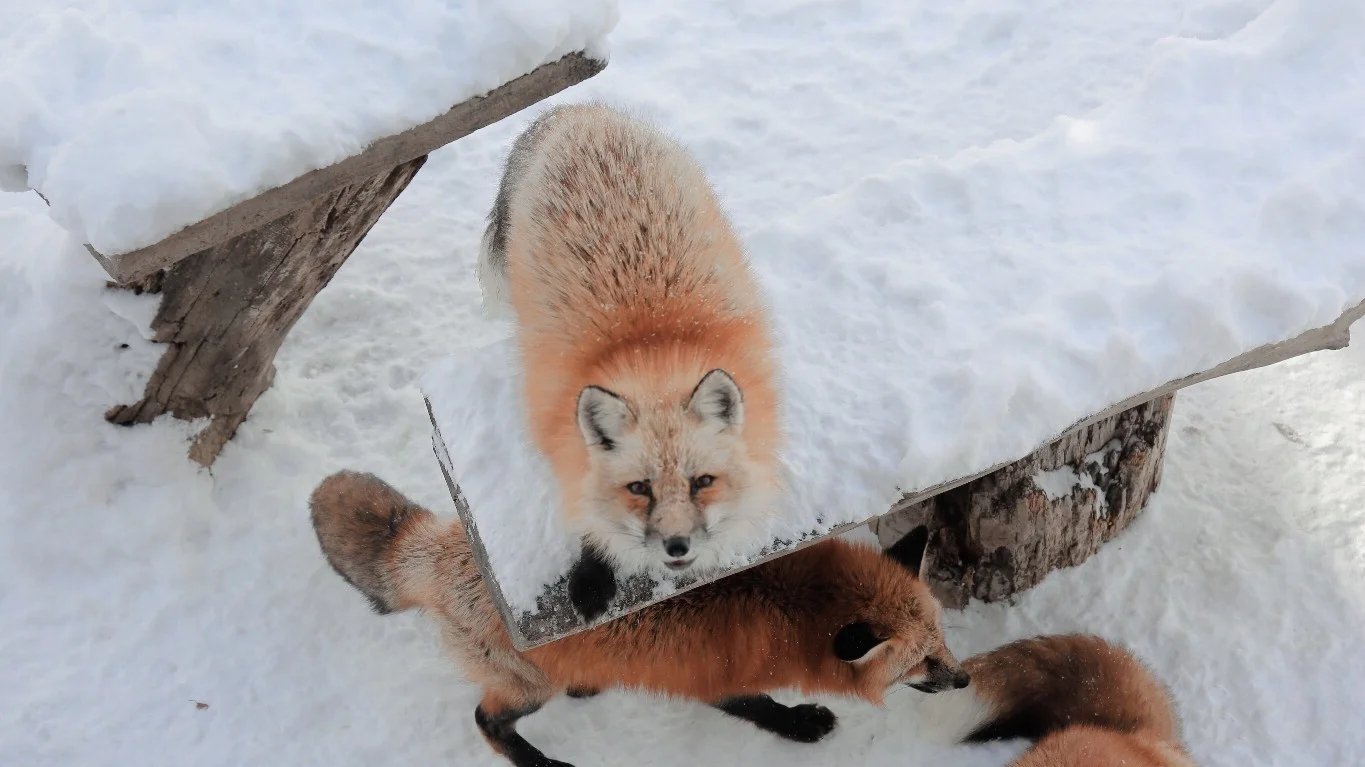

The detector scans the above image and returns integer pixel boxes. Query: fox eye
[690,474,715,493]
[626,480,652,496]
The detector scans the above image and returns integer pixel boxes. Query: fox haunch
[927,634,1194,767]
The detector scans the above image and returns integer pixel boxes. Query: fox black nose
[664,537,690,558]
[952,671,971,689]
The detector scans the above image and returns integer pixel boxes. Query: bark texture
[106,157,426,466]
[871,394,1175,608]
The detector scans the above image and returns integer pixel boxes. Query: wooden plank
[432,298,1365,650]
[93,52,606,284]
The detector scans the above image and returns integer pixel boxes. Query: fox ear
[833,621,888,662]
[885,525,931,579]
[688,369,744,430]
[577,386,633,451]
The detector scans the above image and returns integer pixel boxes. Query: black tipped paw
[530,758,574,767]
[567,543,617,622]
[775,704,838,743]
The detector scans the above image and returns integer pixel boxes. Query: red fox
[925,634,1195,766]
[476,104,781,587]
[310,471,966,767]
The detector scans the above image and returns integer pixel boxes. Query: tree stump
[870,393,1175,608]
[105,157,426,466]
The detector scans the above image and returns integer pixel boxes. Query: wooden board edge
[422,396,527,643]
[445,299,1364,647]
[96,52,607,283]
[884,296,1365,516]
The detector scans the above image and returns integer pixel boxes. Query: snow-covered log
[871,394,1174,608]
[101,54,606,466]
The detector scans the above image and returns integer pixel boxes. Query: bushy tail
[309,471,452,615]
[956,634,1180,747]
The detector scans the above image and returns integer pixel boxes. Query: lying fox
[311,471,966,767]
[929,634,1195,766]
[476,104,781,599]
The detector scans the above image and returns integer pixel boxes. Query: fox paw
[567,544,617,622]
[777,704,838,743]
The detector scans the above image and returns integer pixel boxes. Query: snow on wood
[92,50,608,467]
[423,0,1365,648]
[87,53,607,283]
[873,395,1175,609]
[427,305,1364,649]
[0,2,618,271]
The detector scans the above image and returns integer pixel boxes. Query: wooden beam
[436,299,1365,650]
[93,52,605,284]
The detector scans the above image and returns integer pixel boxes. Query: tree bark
[871,393,1175,608]
[105,156,426,466]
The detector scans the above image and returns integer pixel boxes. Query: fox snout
[652,529,700,570]
[908,657,971,693]
[648,500,706,569]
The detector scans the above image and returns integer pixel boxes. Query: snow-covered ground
[3,0,1364,765]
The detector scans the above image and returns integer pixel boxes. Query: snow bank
[423,0,1365,615]
[0,0,618,256]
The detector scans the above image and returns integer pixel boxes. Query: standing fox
[927,634,1195,766]
[311,471,966,767]
[477,104,781,591]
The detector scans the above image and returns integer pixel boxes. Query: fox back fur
[477,103,780,575]
[311,471,965,767]
[925,634,1195,767]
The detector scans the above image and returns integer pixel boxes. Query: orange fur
[959,635,1195,767]
[480,104,780,571]
[1014,727,1194,767]
[528,538,951,705]
[311,472,961,765]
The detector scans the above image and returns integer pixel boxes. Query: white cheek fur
[573,480,781,577]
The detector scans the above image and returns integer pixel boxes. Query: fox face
[829,527,969,702]
[575,369,773,574]
[832,596,969,703]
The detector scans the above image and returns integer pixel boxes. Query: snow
[0,0,618,256]
[425,0,1365,616]
[4,0,1365,765]
[1032,439,1118,509]
[1032,465,1096,504]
